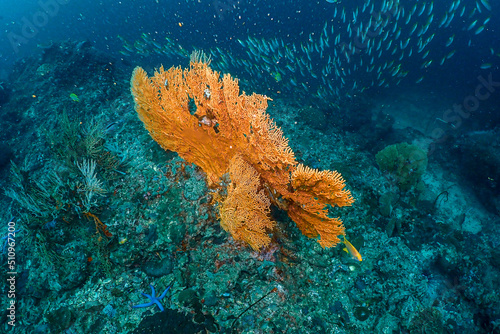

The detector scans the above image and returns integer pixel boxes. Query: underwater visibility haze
[0,0,500,333]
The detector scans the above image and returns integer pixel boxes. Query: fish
[418,3,426,16]
[395,28,401,40]
[427,2,434,15]
[123,44,134,53]
[427,14,434,25]
[460,5,466,17]
[69,93,80,102]
[386,40,393,51]
[421,60,433,69]
[421,22,431,36]
[446,35,455,47]
[470,8,478,18]
[444,12,455,28]
[343,237,362,262]
[117,0,496,105]
[272,72,282,82]
[480,0,491,11]
[480,63,492,69]
[405,13,412,25]
[439,13,448,27]
[410,23,418,35]
[448,1,456,13]
[410,3,418,16]
[467,20,478,30]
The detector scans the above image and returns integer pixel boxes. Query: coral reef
[1,40,499,334]
[376,142,428,191]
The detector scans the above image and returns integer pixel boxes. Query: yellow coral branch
[291,164,355,208]
[219,156,274,250]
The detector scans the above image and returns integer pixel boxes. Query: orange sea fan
[131,58,354,250]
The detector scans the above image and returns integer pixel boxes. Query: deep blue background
[1,0,499,100]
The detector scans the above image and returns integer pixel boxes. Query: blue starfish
[132,285,170,312]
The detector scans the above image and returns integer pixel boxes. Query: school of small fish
[119,0,495,103]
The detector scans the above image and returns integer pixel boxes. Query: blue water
[1,0,500,333]
[2,0,498,93]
